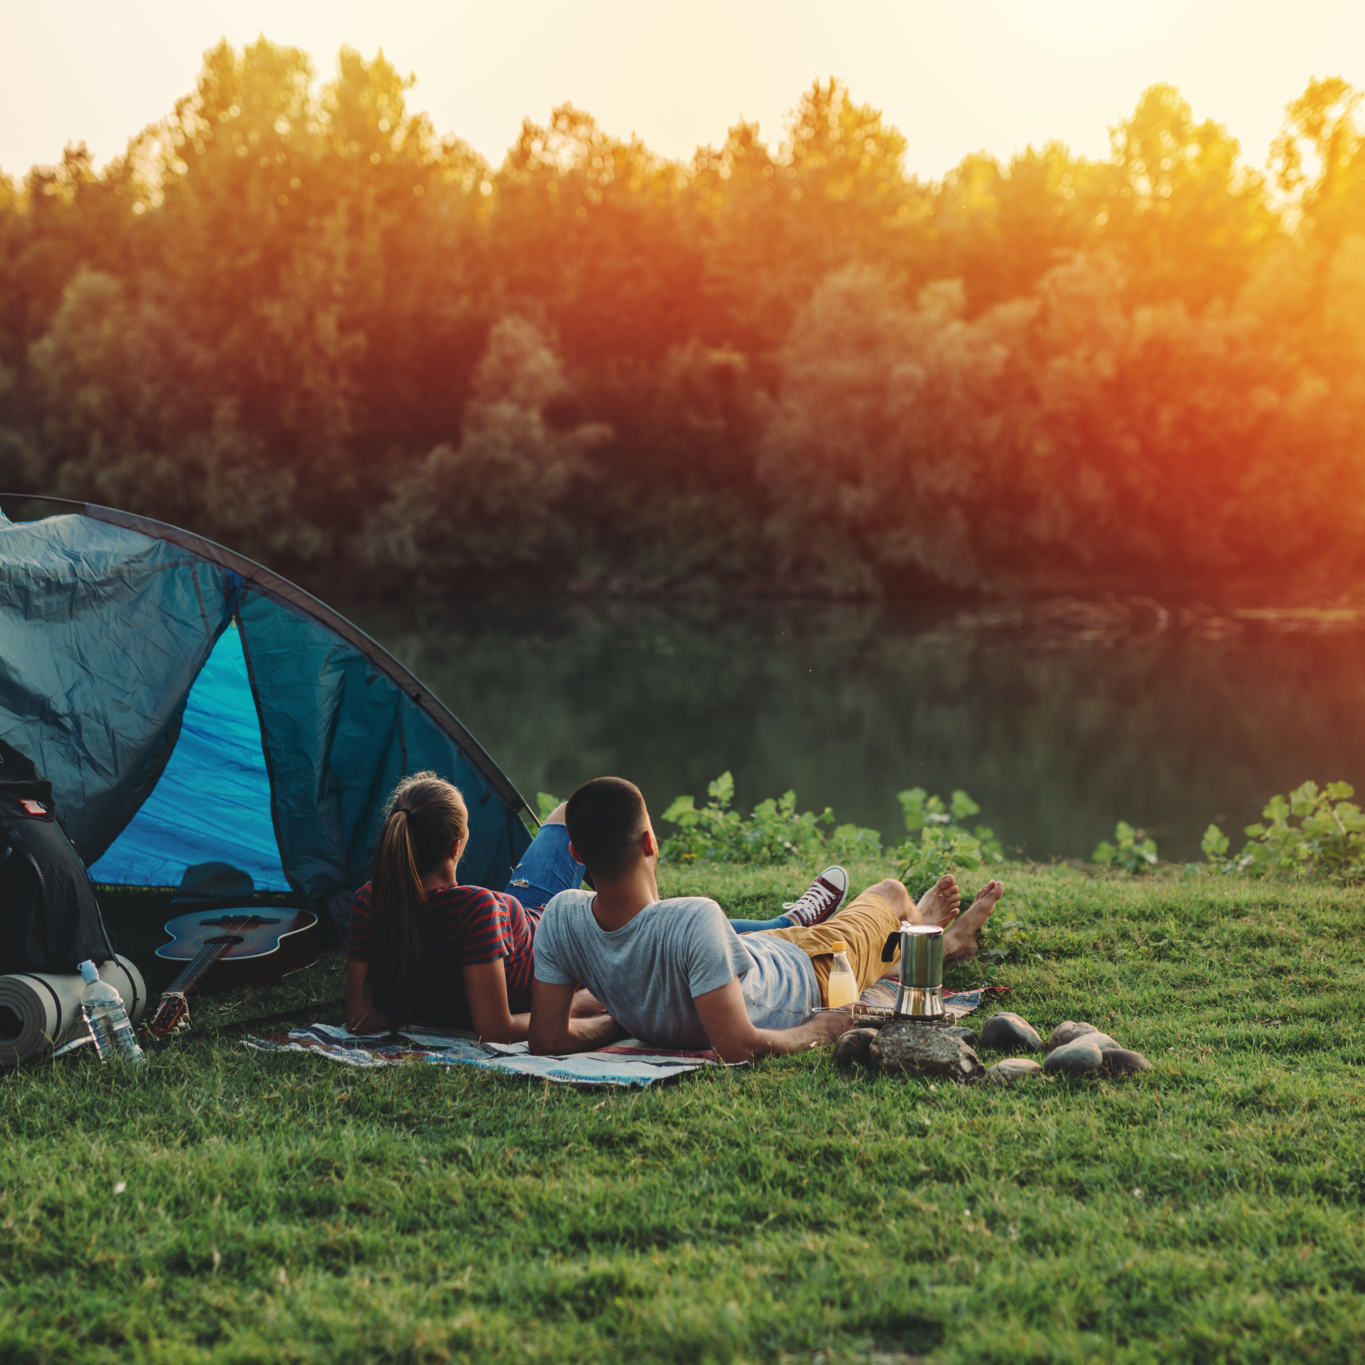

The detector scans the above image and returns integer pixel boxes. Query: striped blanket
[244,1024,718,1088]
[243,989,996,1088]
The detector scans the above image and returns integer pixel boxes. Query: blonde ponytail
[366,773,469,1026]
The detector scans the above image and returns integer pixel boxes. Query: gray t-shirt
[534,890,821,1049]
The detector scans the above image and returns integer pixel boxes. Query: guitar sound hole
[203,935,246,947]
[202,917,280,927]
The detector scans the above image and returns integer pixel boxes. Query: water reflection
[343,597,1365,862]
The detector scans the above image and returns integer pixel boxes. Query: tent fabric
[87,623,288,890]
[0,513,232,864]
[234,591,523,919]
[0,506,533,927]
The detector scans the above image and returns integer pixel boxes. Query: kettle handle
[880,931,900,963]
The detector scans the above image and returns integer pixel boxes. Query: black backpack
[0,738,114,974]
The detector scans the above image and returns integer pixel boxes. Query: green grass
[2,864,1363,1364]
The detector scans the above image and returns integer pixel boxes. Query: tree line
[3,39,1365,596]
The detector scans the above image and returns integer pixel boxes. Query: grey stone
[833,1027,879,1069]
[980,1011,1043,1052]
[1043,1037,1104,1076]
[945,1025,980,1047]
[1046,1021,1099,1051]
[1085,1032,1123,1052]
[869,1021,985,1082]
[986,1057,1044,1082]
[1099,1048,1153,1077]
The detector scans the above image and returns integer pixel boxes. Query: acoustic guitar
[147,903,320,1036]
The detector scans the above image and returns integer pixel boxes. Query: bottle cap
[830,941,847,953]
[78,960,99,983]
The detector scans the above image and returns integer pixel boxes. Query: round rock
[1099,1048,1153,1077]
[1043,1037,1104,1076]
[1046,1021,1099,1051]
[980,1012,1043,1052]
[869,1021,984,1082]
[986,1057,1044,1083]
[1084,1032,1123,1052]
[833,1028,879,1070]
[945,1025,980,1048]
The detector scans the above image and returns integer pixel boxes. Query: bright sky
[2,0,1363,184]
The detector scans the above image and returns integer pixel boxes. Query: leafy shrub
[1204,781,1365,878]
[659,772,879,865]
[892,788,1002,895]
[1093,821,1159,871]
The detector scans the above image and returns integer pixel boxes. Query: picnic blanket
[244,1024,718,1088]
[857,983,1003,1017]
[243,989,1005,1087]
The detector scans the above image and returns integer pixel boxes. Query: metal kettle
[880,922,945,1019]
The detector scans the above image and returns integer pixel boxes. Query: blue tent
[0,503,534,929]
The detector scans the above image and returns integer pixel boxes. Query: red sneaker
[781,866,850,927]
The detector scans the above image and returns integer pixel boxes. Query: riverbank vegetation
[6,863,1361,1364]
[4,41,1365,597]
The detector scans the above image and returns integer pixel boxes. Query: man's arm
[692,978,851,1064]
[528,978,626,1055]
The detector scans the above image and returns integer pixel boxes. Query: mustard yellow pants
[758,890,902,1006]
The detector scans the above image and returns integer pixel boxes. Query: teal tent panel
[236,588,531,924]
[0,512,231,863]
[87,623,287,890]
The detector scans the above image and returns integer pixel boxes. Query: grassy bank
[1,864,1362,1364]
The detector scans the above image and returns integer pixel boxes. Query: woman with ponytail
[345,773,591,1042]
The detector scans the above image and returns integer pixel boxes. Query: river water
[343,596,1365,863]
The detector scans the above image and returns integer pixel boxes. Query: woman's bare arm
[345,960,388,1033]
[462,958,531,1043]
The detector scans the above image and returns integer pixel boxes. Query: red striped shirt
[347,882,540,1031]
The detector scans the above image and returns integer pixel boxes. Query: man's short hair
[565,777,649,881]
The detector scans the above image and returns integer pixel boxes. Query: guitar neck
[163,915,249,995]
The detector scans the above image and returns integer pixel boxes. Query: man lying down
[529,776,1005,1064]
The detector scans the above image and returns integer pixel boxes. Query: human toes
[917,875,960,926]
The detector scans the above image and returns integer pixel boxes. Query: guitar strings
[161,914,253,998]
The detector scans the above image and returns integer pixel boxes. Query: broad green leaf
[897,788,929,832]
[950,790,981,820]
[1201,824,1229,859]
[707,771,735,807]
[660,795,697,824]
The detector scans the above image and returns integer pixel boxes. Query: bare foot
[943,880,1004,962]
[916,873,961,929]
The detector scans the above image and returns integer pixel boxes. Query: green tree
[1096,84,1275,308]
[365,317,609,583]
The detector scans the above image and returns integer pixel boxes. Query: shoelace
[782,880,836,914]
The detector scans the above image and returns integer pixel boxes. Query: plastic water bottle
[826,940,859,1009]
[78,960,146,1065]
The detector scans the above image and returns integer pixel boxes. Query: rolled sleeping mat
[0,956,146,1068]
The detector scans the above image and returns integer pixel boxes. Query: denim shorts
[503,822,585,910]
